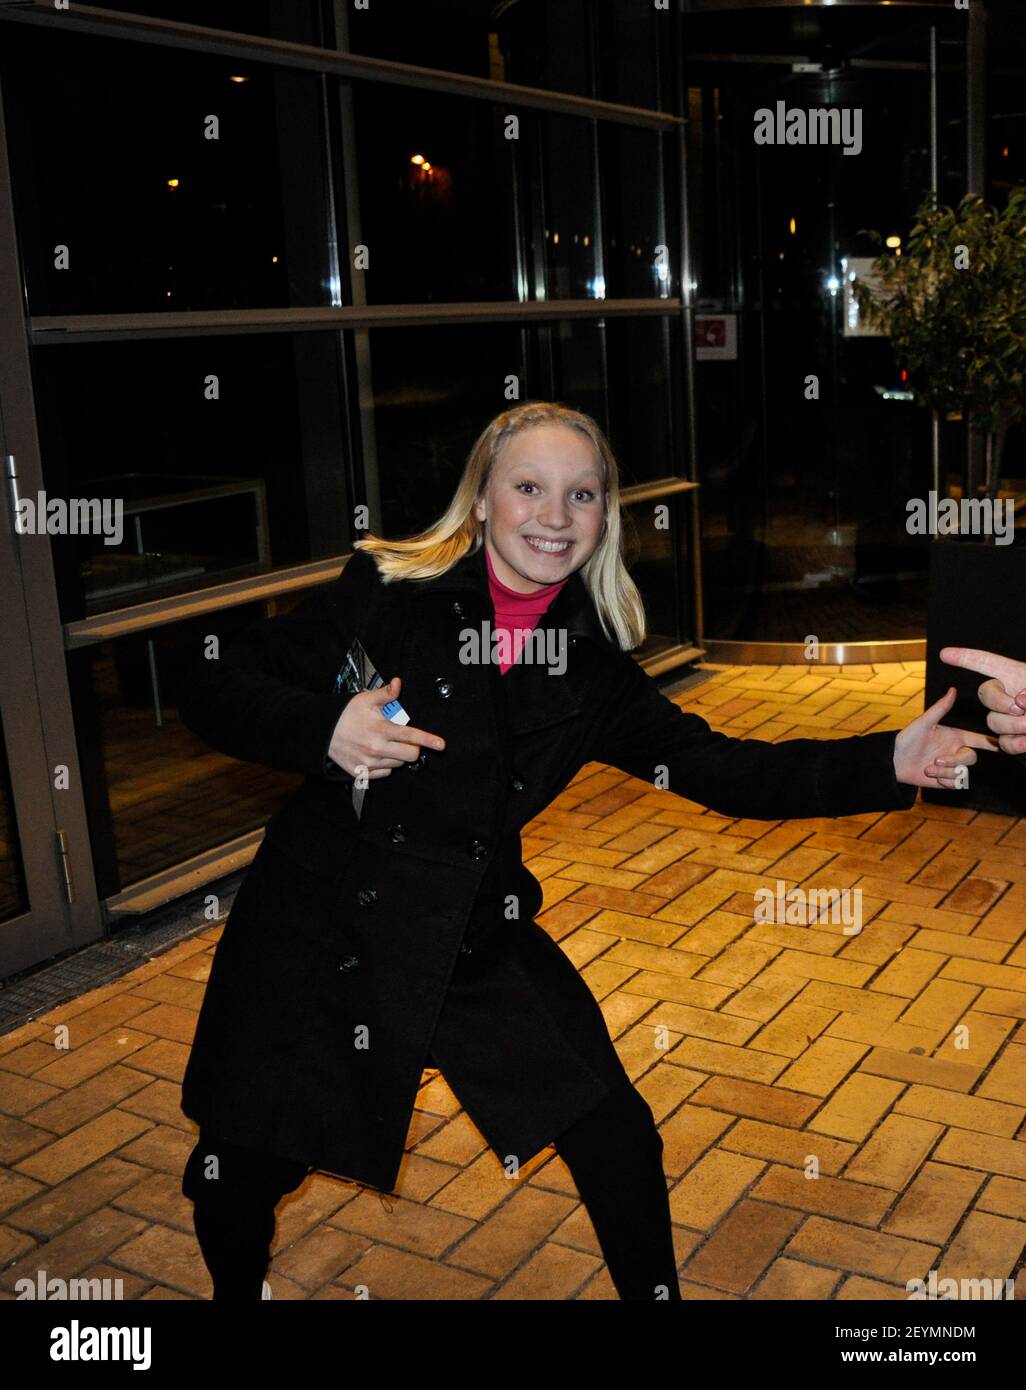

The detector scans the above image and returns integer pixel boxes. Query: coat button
[406,750,427,773]
[452,601,465,619]
[459,940,473,956]
[434,677,454,698]
[510,774,525,792]
[467,840,487,859]
[357,888,377,906]
[388,824,406,843]
[338,954,360,973]
[570,635,578,648]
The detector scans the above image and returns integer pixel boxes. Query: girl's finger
[959,729,999,751]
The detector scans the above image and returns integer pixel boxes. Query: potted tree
[852,188,1026,813]
[853,187,1026,504]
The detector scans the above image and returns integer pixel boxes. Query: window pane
[547,317,680,485]
[623,494,690,660]
[547,318,607,431]
[350,84,517,304]
[72,595,330,896]
[594,0,674,112]
[32,334,351,622]
[494,0,592,98]
[599,126,675,299]
[537,116,601,300]
[74,0,330,42]
[607,317,679,486]
[363,324,527,539]
[344,0,497,80]
[3,25,338,314]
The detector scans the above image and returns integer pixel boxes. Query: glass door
[685,2,966,654]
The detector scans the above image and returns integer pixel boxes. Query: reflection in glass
[350,84,517,305]
[32,334,351,622]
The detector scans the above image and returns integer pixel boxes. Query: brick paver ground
[2,660,1025,1300]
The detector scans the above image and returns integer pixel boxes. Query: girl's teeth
[526,538,569,553]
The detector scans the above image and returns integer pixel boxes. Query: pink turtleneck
[485,544,568,674]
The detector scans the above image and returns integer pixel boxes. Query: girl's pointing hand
[893,686,996,790]
[328,676,446,780]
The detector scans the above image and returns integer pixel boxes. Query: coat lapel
[409,542,613,736]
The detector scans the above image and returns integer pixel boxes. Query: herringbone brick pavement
[2,661,1024,1299]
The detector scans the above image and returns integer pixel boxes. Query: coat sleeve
[588,656,918,821]
[177,552,374,783]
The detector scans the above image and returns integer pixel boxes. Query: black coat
[178,543,917,1192]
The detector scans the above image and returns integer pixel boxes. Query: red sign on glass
[695,314,737,361]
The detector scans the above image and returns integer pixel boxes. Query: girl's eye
[517,482,596,501]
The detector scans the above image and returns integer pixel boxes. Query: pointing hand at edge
[940,647,1026,755]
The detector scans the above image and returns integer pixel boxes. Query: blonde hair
[353,401,647,651]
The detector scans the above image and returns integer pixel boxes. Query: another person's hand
[328,676,445,780]
[893,686,995,789]
[940,647,1026,755]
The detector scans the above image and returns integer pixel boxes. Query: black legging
[182,1082,681,1301]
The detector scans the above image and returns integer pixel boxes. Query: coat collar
[408,541,612,647]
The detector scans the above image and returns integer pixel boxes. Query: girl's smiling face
[473,424,609,594]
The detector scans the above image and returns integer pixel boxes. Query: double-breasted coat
[177,541,917,1193]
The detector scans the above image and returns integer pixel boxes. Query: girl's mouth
[523,536,573,555]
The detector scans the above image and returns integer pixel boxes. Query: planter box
[923,538,1026,816]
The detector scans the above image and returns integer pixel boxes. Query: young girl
[178,400,987,1302]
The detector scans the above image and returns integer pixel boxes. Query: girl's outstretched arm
[589,659,992,822]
